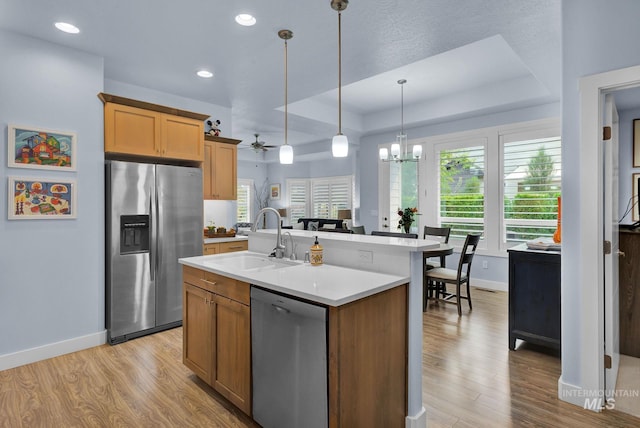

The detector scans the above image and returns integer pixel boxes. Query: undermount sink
[207,253,298,272]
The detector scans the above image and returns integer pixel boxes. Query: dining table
[422,243,454,267]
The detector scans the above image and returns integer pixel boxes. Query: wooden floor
[1,289,639,427]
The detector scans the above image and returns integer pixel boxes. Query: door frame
[571,64,640,409]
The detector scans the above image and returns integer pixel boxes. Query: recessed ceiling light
[197,70,213,78]
[54,22,80,34]
[235,14,256,26]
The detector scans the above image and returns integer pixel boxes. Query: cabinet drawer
[203,243,219,255]
[204,272,250,305]
[183,265,205,287]
[219,241,248,253]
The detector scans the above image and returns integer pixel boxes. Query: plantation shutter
[438,145,485,240]
[236,179,252,223]
[503,136,561,245]
[312,179,330,218]
[311,177,351,218]
[287,179,308,224]
[327,177,351,218]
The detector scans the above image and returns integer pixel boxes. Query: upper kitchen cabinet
[99,93,208,162]
[203,135,240,200]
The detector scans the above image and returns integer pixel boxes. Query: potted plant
[207,220,216,237]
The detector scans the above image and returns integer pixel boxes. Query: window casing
[387,118,561,255]
[501,135,561,249]
[286,175,353,224]
[236,179,253,223]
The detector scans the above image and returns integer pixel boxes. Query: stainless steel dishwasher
[251,286,328,428]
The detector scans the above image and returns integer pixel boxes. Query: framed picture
[8,177,77,220]
[270,183,281,200]
[8,124,77,171]
[634,119,640,167]
[634,173,640,222]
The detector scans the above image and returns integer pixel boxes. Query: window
[502,136,561,247]
[236,179,252,223]
[287,176,353,224]
[388,162,419,230]
[438,144,485,240]
[287,179,308,224]
[417,118,560,254]
[378,142,421,232]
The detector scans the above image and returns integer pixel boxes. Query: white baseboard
[472,278,508,292]
[405,406,426,428]
[0,330,107,371]
[558,376,603,412]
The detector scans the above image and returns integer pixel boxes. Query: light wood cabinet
[203,136,240,200]
[183,263,407,425]
[182,266,252,416]
[99,93,207,162]
[212,294,251,412]
[328,284,407,427]
[183,282,213,381]
[203,240,247,255]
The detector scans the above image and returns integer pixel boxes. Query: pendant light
[331,0,349,158]
[380,79,422,162]
[279,29,294,164]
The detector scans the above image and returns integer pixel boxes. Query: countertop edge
[204,236,249,244]
[179,255,409,306]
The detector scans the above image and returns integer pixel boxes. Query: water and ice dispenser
[120,215,150,255]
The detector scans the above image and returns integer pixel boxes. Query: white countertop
[203,235,248,244]
[249,229,440,252]
[179,251,409,306]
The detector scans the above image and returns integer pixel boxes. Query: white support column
[406,250,427,427]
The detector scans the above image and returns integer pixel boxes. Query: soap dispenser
[310,236,323,266]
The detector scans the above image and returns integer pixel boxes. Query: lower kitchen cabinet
[182,264,407,426]
[212,295,251,412]
[182,266,251,415]
[203,240,248,255]
[183,282,213,381]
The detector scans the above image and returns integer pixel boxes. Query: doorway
[576,64,640,414]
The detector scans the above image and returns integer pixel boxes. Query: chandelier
[380,79,422,162]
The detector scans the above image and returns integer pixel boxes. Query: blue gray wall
[561,0,640,387]
[0,30,105,355]
[618,107,640,224]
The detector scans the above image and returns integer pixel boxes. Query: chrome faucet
[283,231,297,260]
[251,207,285,259]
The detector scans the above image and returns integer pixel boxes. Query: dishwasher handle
[272,304,291,314]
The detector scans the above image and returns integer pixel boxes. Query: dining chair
[350,225,365,234]
[371,230,418,239]
[423,226,451,270]
[424,233,481,316]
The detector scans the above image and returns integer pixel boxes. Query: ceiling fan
[243,134,277,152]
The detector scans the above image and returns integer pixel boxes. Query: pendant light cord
[338,10,342,135]
[284,38,288,145]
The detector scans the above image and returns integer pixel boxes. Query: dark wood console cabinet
[619,230,640,357]
[508,244,561,351]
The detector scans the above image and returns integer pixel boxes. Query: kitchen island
[180,230,439,427]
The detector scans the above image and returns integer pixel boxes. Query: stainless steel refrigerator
[105,160,203,344]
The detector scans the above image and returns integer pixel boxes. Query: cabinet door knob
[617,249,626,258]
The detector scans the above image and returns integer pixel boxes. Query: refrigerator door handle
[155,185,162,274]
[149,192,156,281]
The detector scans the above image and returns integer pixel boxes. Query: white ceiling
[0,0,562,153]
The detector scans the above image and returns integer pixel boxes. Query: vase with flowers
[397,207,418,234]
